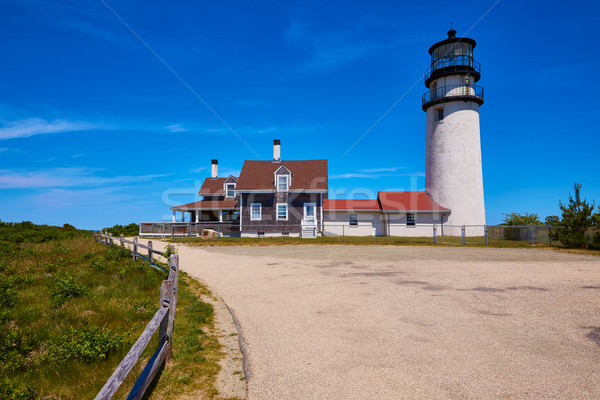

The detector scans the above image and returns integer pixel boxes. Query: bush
[46,324,125,364]
[0,381,37,400]
[554,183,596,248]
[591,230,600,250]
[104,223,139,237]
[0,326,35,374]
[50,275,88,307]
[104,245,131,261]
[0,221,90,244]
[90,260,106,272]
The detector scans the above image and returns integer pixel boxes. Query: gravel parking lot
[170,243,600,399]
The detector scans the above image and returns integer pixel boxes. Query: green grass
[0,230,228,399]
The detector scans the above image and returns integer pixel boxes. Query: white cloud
[329,173,379,179]
[0,167,172,189]
[189,166,208,174]
[0,118,98,140]
[166,124,189,133]
[359,167,405,173]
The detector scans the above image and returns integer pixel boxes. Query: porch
[139,221,240,237]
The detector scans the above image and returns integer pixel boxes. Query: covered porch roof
[170,199,238,211]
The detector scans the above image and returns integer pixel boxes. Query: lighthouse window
[437,108,444,121]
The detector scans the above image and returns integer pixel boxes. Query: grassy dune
[0,223,227,399]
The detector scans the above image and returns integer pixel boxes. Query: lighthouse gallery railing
[422,84,484,106]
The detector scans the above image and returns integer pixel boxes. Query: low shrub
[45,324,125,364]
[90,260,106,272]
[104,223,139,237]
[50,275,88,307]
[104,245,130,261]
[0,380,37,400]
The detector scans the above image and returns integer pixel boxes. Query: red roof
[170,199,238,211]
[236,160,328,191]
[199,178,227,195]
[324,199,380,211]
[377,191,450,213]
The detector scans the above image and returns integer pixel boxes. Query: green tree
[501,212,541,225]
[500,212,541,241]
[544,215,560,226]
[554,183,595,248]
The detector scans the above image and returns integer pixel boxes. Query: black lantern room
[422,29,484,111]
[425,29,480,88]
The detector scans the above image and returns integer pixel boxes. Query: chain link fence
[138,221,599,246]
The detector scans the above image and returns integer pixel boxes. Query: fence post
[133,237,138,261]
[484,225,489,245]
[433,224,437,243]
[548,225,552,245]
[166,253,179,361]
[342,225,345,242]
[170,223,174,243]
[158,279,174,349]
[530,224,535,245]
[120,234,124,247]
[148,241,153,265]
[461,225,466,245]
[109,233,113,246]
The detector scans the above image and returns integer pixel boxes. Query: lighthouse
[423,28,485,233]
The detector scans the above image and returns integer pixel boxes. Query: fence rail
[93,231,178,400]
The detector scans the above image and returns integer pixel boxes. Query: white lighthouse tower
[423,28,485,234]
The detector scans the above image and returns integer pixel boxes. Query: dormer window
[226,183,236,198]
[277,175,289,192]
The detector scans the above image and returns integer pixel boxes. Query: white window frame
[406,213,415,226]
[349,213,358,226]
[304,202,316,223]
[250,203,262,221]
[225,183,236,198]
[277,175,289,192]
[276,203,288,221]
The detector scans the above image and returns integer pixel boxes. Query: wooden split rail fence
[93,231,179,400]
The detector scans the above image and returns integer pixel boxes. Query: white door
[304,203,316,224]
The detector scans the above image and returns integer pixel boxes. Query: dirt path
[149,241,600,399]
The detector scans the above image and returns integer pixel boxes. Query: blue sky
[1,0,599,229]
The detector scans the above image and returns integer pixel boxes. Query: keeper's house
[323,192,449,237]
[165,139,450,238]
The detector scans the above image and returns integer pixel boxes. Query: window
[436,108,444,121]
[277,175,289,192]
[406,213,415,226]
[277,203,288,221]
[226,183,236,198]
[464,76,471,85]
[349,213,358,226]
[251,203,261,221]
[281,232,289,236]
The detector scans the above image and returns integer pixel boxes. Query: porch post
[181,211,185,222]
[195,210,199,223]
[219,209,223,222]
[172,210,176,223]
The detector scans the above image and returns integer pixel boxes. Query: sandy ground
[149,242,600,399]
